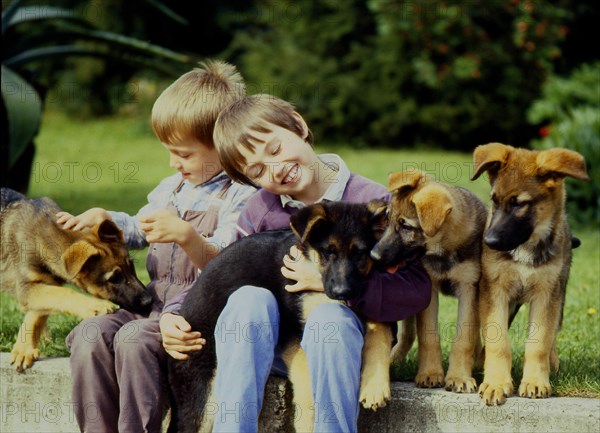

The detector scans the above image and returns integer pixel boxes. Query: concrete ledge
[1,353,598,432]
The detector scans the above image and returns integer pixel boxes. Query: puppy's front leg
[283,342,314,433]
[10,311,48,371]
[25,283,118,318]
[359,321,392,410]
[519,293,560,399]
[479,284,513,406]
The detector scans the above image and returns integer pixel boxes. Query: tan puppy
[471,143,588,405]
[1,188,151,371]
[371,170,487,393]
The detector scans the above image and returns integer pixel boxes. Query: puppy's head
[371,170,452,267]
[472,143,589,251]
[63,220,152,313]
[289,201,386,301]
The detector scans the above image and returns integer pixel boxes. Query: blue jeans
[212,286,365,433]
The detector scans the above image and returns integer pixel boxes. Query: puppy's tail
[0,187,25,212]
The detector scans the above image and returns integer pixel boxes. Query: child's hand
[282,245,324,293]
[159,313,205,360]
[138,209,192,244]
[56,208,111,231]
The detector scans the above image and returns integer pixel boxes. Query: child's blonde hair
[152,60,245,148]
[213,94,314,185]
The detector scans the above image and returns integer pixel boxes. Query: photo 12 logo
[31,162,139,184]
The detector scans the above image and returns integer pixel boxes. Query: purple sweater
[236,173,432,323]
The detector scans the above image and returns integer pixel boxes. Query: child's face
[164,137,222,185]
[238,115,321,201]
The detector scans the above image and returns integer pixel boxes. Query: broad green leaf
[1,65,42,166]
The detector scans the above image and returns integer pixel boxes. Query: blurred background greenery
[2,0,598,225]
[1,0,598,395]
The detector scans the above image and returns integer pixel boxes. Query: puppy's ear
[93,220,125,244]
[472,143,512,181]
[290,204,328,244]
[536,148,589,183]
[62,241,101,280]
[367,199,388,235]
[412,184,452,237]
[388,170,425,196]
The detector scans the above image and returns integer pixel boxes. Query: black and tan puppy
[1,188,151,371]
[167,201,393,433]
[471,143,589,405]
[370,170,487,393]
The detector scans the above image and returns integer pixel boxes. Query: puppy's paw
[359,379,391,411]
[10,344,40,372]
[479,381,513,406]
[415,370,445,388]
[78,299,119,318]
[519,378,552,399]
[445,376,477,393]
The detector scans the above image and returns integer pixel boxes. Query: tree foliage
[227,0,576,149]
[528,62,600,226]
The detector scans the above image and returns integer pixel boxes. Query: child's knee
[306,303,362,330]
[215,286,280,346]
[221,285,279,321]
[113,320,161,360]
[67,316,112,353]
[301,303,364,352]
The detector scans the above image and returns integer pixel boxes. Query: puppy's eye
[323,245,337,258]
[106,270,123,284]
[394,218,405,233]
[491,194,499,207]
[515,200,530,208]
[396,220,413,233]
[350,243,368,257]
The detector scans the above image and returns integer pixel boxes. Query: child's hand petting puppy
[282,245,324,293]
[56,207,111,231]
[139,209,193,244]
[160,313,205,360]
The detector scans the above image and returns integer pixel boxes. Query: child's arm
[56,207,111,230]
[57,207,147,249]
[282,248,431,321]
[281,247,431,322]
[138,209,219,269]
[348,262,432,322]
[158,184,257,359]
[140,183,256,270]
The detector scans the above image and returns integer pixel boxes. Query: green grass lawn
[2,110,598,398]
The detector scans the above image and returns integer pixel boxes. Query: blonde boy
[59,61,256,433]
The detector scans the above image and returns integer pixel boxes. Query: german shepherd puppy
[370,170,487,393]
[1,188,152,371]
[168,201,393,433]
[471,143,589,405]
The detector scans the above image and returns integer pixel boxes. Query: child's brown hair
[152,60,245,148]
[213,94,314,185]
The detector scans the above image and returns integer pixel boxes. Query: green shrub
[528,62,600,226]
[227,0,573,150]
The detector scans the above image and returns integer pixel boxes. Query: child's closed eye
[247,164,265,179]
